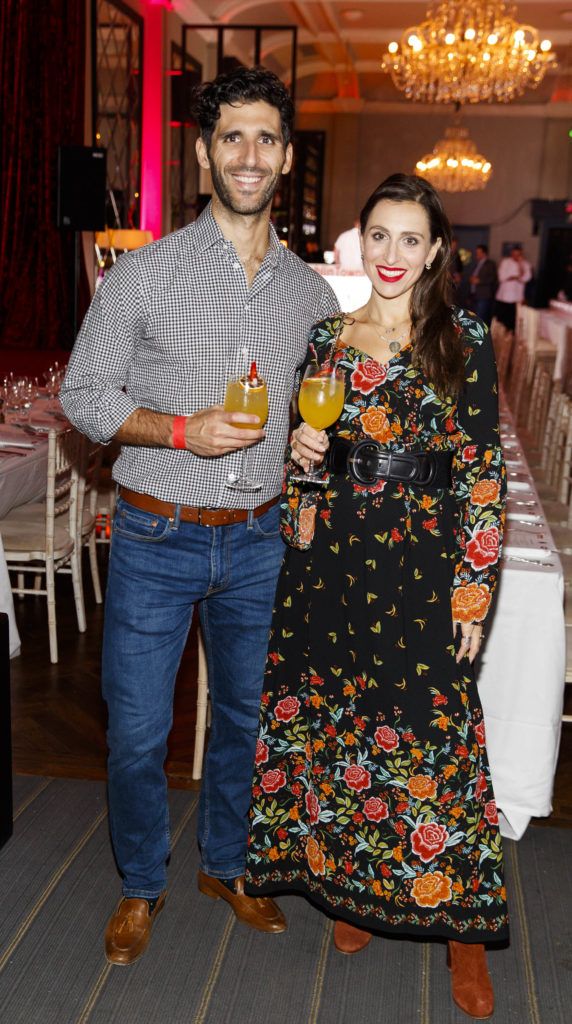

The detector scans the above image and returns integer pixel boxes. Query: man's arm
[115,406,264,457]
[60,254,264,455]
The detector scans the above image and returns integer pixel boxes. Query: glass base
[226,476,262,493]
[292,471,327,485]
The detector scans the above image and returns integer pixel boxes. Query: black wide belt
[328,437,454,488]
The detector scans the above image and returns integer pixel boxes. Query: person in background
[334,219,363,272]
[449,235,464,304]
[494,244,532,332]
[60,66,338,967]
[469,244,497,328]
[246,173,508,1021]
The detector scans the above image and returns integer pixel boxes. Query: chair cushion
[0,520,75,561]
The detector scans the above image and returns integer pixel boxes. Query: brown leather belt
[118,487,280,527]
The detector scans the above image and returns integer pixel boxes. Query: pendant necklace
[367,316,412,354]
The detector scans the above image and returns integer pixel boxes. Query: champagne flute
[224,360,268,492]
[294,363,345,484]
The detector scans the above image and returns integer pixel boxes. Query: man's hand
[185,406,265,457]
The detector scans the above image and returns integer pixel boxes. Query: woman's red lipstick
[376,265,407,283]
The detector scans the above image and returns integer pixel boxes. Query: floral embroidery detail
[451,583,492,623]
[484,800,499,825]
[411,822,450,862]
[408,776,438,800]
[254,739,269,765]
[260,769,287,793]
[412,871,453,908]
[274,696,300,722]
[471,479,501,506]
[306,836,326,876]
[351,360,388,394]
[344,765,372,792]
[363,797,389,821]
[374,725,399,751]
[360,407,395,443]
[466,527,499,570]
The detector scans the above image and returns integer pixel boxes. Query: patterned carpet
[1,776,571,1024]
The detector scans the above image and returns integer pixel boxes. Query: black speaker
[57,145,107,230]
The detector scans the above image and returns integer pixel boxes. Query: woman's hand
[291,422,329,472]
[453,620,484,664]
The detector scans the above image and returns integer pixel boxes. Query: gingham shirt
[60,204,339,507]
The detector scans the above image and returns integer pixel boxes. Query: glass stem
[240,446,249,483]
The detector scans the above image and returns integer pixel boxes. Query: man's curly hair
[191,66,295,148]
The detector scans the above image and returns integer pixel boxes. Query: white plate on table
[506,511,543,523]
[507,481,533,493]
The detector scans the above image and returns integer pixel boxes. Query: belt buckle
[415,453,437,487]
[348,440,382,485]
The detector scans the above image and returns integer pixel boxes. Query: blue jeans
[102,496,284,899]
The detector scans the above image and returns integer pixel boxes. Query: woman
[245,174,508,1020]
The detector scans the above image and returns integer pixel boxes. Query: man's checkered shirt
[60,205,340,508]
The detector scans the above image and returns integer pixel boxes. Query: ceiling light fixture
[382,1,556,104]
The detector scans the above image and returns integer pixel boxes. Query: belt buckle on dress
[414,453,437,487]
[348,440,382,485]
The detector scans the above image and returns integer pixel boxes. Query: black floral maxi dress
[245,308,509,942]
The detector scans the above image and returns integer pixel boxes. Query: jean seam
[198,600,212,856]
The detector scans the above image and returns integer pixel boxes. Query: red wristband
[172,415,187,450]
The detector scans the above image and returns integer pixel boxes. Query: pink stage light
[140,2,164,239]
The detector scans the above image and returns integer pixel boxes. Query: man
[494,244,532,332]
[333,219,362,271]
[60,67,338,966]
[469,244,497,327]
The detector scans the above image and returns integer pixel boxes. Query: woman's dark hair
[360,173,465,396]
[192,67,295,148]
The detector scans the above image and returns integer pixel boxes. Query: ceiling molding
[297,99,572,118]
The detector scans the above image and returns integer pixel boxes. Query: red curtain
[0,0,86,350]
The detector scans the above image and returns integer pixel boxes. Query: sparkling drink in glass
[295,364,344,483]
[224,361,268,492]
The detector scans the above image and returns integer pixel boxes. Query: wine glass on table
[294,363,345,484]
[224,360,268,492]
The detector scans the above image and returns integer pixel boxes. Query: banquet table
[538,302,572,383]
[0,402,65,657]
[476,406,566,839]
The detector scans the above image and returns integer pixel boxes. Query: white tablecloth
[539,307,572,382]
[0,403,63,657]
[477,407,566,839]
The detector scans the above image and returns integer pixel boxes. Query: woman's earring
[425,262,432,270]
[360,252,364,262]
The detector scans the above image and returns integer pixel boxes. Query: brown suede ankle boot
[447,941,494,1019]
[333,919,372,954]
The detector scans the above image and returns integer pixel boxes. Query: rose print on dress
[274,696,300,722]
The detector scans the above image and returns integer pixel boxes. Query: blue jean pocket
[251,503,282,539]
[113,498,174,543]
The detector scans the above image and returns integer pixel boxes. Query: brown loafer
[104,893,166,966]
[197,871,286,933]
[447,941,495,1019]
[333,919,372,954]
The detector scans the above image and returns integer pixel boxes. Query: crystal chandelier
[381,1,556,104]
[415,120,492,192]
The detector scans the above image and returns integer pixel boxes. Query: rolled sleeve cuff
[60,388,138,444]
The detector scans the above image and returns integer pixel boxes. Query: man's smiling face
[196,100,293,217]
